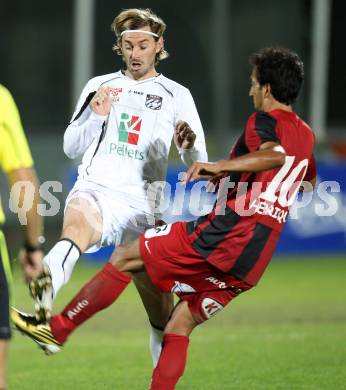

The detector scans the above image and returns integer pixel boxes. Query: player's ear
[264,83,271,97]
[118,42,123,55]
[155,36,164,54]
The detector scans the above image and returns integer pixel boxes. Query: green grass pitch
[8,255,346,389]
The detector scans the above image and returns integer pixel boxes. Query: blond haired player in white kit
[13,8,207,365]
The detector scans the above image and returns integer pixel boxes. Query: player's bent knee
[109,244,144,273]
[110,240,141,265]
[60,222,96,251]
[111,258,127,272]
[61,223,80,238]
[109,245,129,266]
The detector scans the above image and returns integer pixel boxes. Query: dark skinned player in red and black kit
[13,47,316,389]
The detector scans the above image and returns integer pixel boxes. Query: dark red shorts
[139,222,252,323]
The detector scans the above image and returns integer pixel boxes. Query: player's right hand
[90,87,112,116]
[19,248,44,282]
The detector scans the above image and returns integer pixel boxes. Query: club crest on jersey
[145,94,162,110]
[201,298,224,319]
[110,87,123,103]
[144,223,172,238]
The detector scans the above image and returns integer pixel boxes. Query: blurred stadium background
[1,0,346,254]
[1,0,346,389]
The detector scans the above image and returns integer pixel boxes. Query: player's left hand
[174,121,196,149]
[19,248,44,282]
[183,161,227,183]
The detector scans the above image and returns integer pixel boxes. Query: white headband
[120,29,159,38]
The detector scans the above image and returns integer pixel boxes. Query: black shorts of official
[0,230,11,340]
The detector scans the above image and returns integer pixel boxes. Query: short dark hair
[249,47,304,105]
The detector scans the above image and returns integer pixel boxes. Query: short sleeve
[0,85,33,173]
[304,154,317,182]
[245,111,278,152]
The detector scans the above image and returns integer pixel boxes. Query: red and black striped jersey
[225,109,316,230]
[186,109,316,285]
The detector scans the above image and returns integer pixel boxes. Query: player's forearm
[219,149,285,173]
[63,112,107,159]
[24,171,44,246]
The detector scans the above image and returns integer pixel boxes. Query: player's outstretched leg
[30,197,102,322]
[49,261,131,344]
[11,260,131,355]
[12,240,142,354]
[150,301,198,390]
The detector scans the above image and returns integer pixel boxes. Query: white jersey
[64,70,207,215]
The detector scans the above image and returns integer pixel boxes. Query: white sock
[150,326,164,367]
[43,239,81,298]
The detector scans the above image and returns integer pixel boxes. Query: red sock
[150,334,189,390]
[50,263,131,343]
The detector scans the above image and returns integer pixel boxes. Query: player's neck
[262,99,292,113]
[124,67,159,81]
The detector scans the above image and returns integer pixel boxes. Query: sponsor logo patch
[201,298,224,318]
[204,276,227,289]
[118,112,142,145]
[109,142,145,160]
[128,89,144,96]
[67,299,89,320]
[145,94,163,110]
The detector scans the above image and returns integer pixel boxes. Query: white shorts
[65,181,156,253]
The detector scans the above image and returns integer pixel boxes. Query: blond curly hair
[111,8,169,62]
